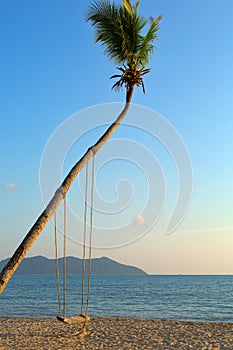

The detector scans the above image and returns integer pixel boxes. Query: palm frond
[141,79,145,94]
[122,0,132,16]
[86,0,149,67]
[136,14,162,68]
[134,0,140,12]
[111,79,124,91]
[110,74,122,79]
[86,1,124,63]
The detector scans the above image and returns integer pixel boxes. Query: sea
[0,275,233,323]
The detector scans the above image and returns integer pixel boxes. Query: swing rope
[54,197,67,319]
[63,196,67,318]
[54,212,62,317]
[85,155,95,316]
[81,162,88,315]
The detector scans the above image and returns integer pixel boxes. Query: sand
[0,317,232,349]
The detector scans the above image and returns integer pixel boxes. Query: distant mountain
[0,256,147,275]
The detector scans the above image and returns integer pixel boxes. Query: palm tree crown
[86,0,162,100]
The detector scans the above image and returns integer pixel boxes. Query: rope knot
[88,147,96,156]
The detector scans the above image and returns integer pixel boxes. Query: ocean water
[0,274,232,323]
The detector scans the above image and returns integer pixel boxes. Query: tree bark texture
[0,90,134,295]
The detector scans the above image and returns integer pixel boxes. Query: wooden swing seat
[57,314,90,324]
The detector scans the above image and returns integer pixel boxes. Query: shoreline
[1,317,233,349]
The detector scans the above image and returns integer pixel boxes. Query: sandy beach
[0,317,232,349]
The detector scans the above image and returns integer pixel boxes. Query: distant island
[0,256,147,275]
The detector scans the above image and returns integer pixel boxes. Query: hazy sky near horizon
[1,0,232,274]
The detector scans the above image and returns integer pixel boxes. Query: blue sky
[0,0,232,274]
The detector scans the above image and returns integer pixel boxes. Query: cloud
[135,215,146,226]
[2,182,18,191]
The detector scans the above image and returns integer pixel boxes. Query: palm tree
[0,0,162,295]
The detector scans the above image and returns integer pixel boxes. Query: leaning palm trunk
[0,88,134,295]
